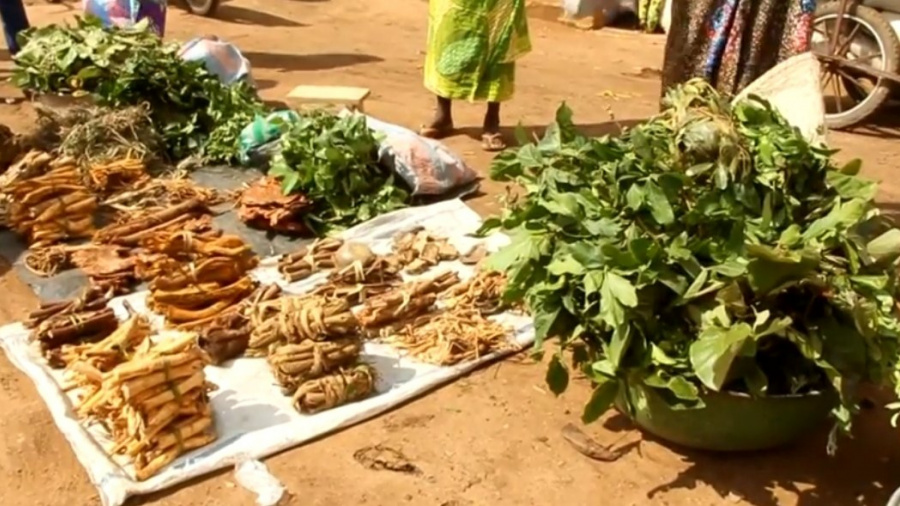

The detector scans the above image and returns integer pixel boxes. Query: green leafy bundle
[268,111,409,235]
[12,17,265,162]
[481,80,900,438]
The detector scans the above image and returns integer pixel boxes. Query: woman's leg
[481,102,505,151]
[420,95,453,139]
[0,0,30,56]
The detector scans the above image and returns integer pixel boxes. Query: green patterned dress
[424,0,532,103]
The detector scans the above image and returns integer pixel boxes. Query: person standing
[420,0,532,151]
[661,0,817,96]
[0,0,30,55]
[84,0,168,37]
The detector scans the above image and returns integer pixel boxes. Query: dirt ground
[3,1,900,505]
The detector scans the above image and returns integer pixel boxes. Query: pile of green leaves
[481,79,900,439]
[12,17,265,162]
[268,111,409,235]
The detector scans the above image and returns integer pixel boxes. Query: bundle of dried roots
[356,271,459,329]
[55,105,164,165]
[278,238,342,282]
[238,177,312,234]
[194,284,282,364]
[248,295,358,356]
[102,177,225,214]
[88,158,149,194]
[57,312,152,373]
[266,338,362,395]
[26,288,118,367]
[139,229,259,328]
[391,227,459,274]
[445,270,507,315]
[94,198,209,247]
[384,309,512,366]
[68,328,216,481]
[293,363,377,414]
[4,151,96,247]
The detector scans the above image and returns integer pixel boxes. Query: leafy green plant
[480,80,900,444]
[13,17,264,162]
[268,111,409,235]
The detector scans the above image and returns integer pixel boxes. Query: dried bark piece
[561,423,623,462]
[238,177,312,234]
[353,445,420,474]
[391,228,459,274]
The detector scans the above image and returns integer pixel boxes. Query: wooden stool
[285,85,371,113]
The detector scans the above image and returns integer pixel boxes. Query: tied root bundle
[248,295,357,356]
[278,238,342,282]
[356,271,459,329]
[68,325,217,481]
[3,150,96,248]
[25,287,117,367]
[252,292,376,413]
[141,229,259,328]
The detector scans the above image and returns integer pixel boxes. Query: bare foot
[419,119,454,139]
[481,131,506,151]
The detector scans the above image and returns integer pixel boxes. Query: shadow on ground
[244,52,383,72]
[601,390,899,506]
[828,102,900,140]
[448,118,645,145]
[215,4,305,27]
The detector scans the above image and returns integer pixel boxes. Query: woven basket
[733,52,827,145]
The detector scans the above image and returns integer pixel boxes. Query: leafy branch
[481,80,900,444]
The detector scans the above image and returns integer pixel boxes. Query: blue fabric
[0,0,29,55]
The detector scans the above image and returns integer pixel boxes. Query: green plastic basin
[614,382,837,452]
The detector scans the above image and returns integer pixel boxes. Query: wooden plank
[286,85,371,104]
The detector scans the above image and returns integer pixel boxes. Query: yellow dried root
[66,329,217,481]
[383,309,512,366]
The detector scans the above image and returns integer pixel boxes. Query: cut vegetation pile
[482,79,900,444]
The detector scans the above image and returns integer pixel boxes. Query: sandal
[419,123,454,140]
[481,132,506,152]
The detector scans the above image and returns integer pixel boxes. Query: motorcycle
[45,0,220,17]
[813,0,900,128]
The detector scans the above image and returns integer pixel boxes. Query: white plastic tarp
[0,199,534,506]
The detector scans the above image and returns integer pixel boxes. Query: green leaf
[607,326,632,368]
[582,377,619,424]
[604,272,638,307]
[645,181,675,224]
[866,229,900,263]
[546,354,569,395]
[689,323,754,391]
[839,158,862,175]
[827,170,876,201]
[681,269,709,301]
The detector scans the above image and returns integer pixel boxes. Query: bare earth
[2,1,900,505]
